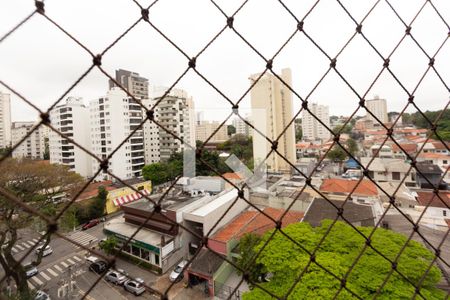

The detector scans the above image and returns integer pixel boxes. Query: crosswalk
[3,238,40,254]
[27,254,85,290]
[67,231,98,249]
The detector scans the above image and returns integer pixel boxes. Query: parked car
[124,279,146,296]
[85,255,99,264]
[169,260,188,282]
[35,245,53,257]
[81,219,100,230]
[35,290,51,300]
[89,261,107,274]
[24,263,38,278]
[105,270,128,285]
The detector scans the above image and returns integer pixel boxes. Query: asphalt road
[1,218,165,299]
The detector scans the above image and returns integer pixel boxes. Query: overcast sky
[1,0,449,123]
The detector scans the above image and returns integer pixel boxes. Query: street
[1,220,202,300]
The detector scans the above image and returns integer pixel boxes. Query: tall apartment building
[232,116,252,137]
[365,96,388,124]
[195,121,228,143]
[49,97,92,177]
[108,69,149,99]
[90,88,145,180]
[302,103,331,141]
[143,87,195,163]
[249,68,296,173]
[0,91,12,149]
[11,121,49,159]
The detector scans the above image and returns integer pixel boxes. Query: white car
[35,245,52,257]
[85,255,99,264]
[105,270,128,285]
[35,290,51,300]
[169,260,188,282]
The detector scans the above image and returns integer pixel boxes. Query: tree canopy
[243,221,444,300]
[402,109,450,141]
[0,158,85,298]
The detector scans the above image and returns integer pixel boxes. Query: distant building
[108,69,149,99]
[302,103,331,141]
[143,88,195,162]
[195,121,228,143]
[49,97,92,177]
[365,96,388,124]
[11,121,49,159]
[232,116,252,137]
[90,88,145,180]
[249,68,296,173]
[0,91,12,149]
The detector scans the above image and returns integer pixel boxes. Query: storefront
[103,217,174,273]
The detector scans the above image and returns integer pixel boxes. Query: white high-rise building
[302,103,331,141]
[143,87,195,162]
[250,68,296,173]
[11,121,49,159]
[0,92,12,149]
[90,88,145,180]
[232,115,252,137]
[366,96,388,124]
[49,97,92,177]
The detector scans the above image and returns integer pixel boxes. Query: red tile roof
[222,172,243,180]
[431,142,449,150]
[416,191,450,209]
[320,178,378,196]
[211,207,304,243]
[418,153,449,159]
[76,180,115,201]
[391,143,417,154]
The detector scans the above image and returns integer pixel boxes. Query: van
[35,245,53,257]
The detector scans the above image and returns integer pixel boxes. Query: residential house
[415,162,446,189]
[302,197,376,227]
[416,191,450,220]
[319,178,379,204]
[360,157,417,188]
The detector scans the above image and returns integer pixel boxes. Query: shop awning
[113,189,150,206]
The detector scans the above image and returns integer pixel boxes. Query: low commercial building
[101,179,152,214]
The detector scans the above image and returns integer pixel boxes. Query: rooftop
[320,178,378,196]
[303,198,375,227]
[188,248,224,277]
[416,191,450,209]
[211,207,304,243]
[104,216,171,247]
[415,162,443,174]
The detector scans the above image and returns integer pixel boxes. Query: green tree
[59,206,78,232]
[326,146,347,162]
[99,236,118,255]
[142,163,171,185]
[0,158,84,299]
[227,125,236,136]
[295,127,302,142]
[236,233,264,284]
[88,186,108,220]
[333,124,352,134]
[43,137,50,160]
[243,221,444,300]
[346,138,358,156]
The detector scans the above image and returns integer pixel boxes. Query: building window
[444,210,447,217]
[131,245,140,257]
[392,172,400,180]
[154,254,159,265]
